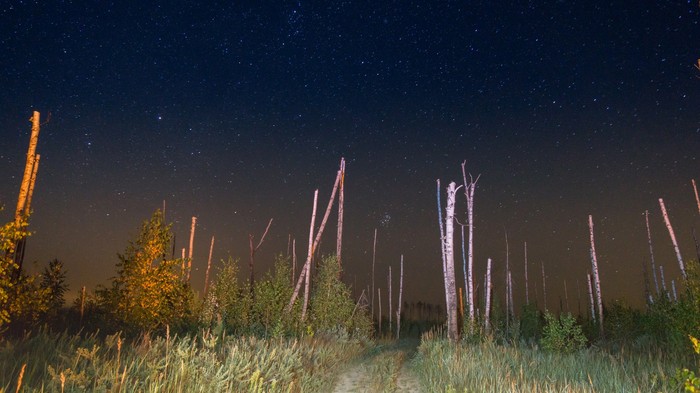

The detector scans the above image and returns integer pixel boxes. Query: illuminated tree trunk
[461,162,479,328]
[645,210,660,295]
[287,159,343,318]
[14,111,41,272]
[659,198,686,279]
[660,265,670,300]
[249,218,273,294]
[336,158,345,268]
[203,235,214,296]
[485,258,492,334]
[397,255,403,339]
[436,180,449,325]
[388,265,392,337]
[588,215,604,335]
[292,238,297,286]
[693,179,700,215]
[187,216,197,282]
[587,273,595,321]
[440,181,459,341]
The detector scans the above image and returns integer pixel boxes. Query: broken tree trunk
[645,210,660,295]
[461,162,479,328]
[397,255,403,339]
[336,158,345,268]
[442,181,459,341]
[388,265,392,337]
[693,179,700,215]
[187,216,197,282]
[14,111,41,272]
[249,218,274,294]
[485,258,492,334]
[372,228,377,323]
[587,273,595,321]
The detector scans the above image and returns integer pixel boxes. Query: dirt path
[331,340,425,393]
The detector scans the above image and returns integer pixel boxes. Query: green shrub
[540,312,587,353]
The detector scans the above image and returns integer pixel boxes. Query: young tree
[98,209,193,332]
[40,259,68,321]
[0,211,30,327]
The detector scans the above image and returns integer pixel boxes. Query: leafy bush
[540,312,587,353]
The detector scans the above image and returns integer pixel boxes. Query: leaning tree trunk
[659,198,686,279]
[692,179,700,215]
[645,210,660,295]
[203,235,215,296]
[14,111,41,272]
[249,218,274,295]
[588,215,604,335]
[187,216,197,282]
[587,273,595,321]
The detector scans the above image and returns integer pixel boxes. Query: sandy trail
[331,340,424,393]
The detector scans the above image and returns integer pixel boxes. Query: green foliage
[605,300,643,343]
[519,303,542,342]
[0,211,30,328]
[201,256,254,334]
[40,258,69,322]
[252,255,297,335]
[310,255,372,338]
[96,209,194,333]
[540,312,587,353]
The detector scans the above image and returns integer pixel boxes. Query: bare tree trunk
[541,261,548,312]
[672,279,678,302]
[485,258,492,334]
[292,238,297,286]
[378,287,382,337]
[287,190,318,314]
[505,230,510,329]
[249,218,274,294]
[397,255,403,339]
[15,111,40,224]
[16,153,41,267]
[645,210,660,295]
[524,242,529,305]
[461,162,479,328]
[588,215,604,335]
[442,181,459,341]
[388,266,393,337]
[372,228,377,323]
[587,273,595,321]
[564,279,570,312]
[204,235,215,297]
[508,270,514,317]
[288,160,344,317]
[80,285,86,325]
[659,198,686,279]
[187,216,197,282]
[660,265,670,300]
[693,179,700,215]
[336,158,345,268]
[436,180,451,335]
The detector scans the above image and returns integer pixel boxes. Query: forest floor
[331,339,425,393]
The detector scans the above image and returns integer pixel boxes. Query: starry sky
[1,1,699,312]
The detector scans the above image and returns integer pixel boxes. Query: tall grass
[0,329,367,392]
[412,332,690,392]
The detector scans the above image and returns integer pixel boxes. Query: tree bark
[203,235,214,296]
[485,258,492,334]
[372,228,377,323]
[645,210,660,295]
[443,181,459,341]
[524,242,529,305]
[397,255,403,339]
[187,216,197,282]
[541,261,547,312]
[388,265,392,337]
[588,215,604,335]
[659,198,686,279]
[249,218,273,294]
[587,273,595,321]
[461,162,479,328]
[336,158,345,268]
[693,179,700,215]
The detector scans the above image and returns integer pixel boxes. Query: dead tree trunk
[461,162,479,328]
[541,261,548,312]
[336,158,345,268]
[588,215,604,335]
[645,210,660,295]
[659,198,686,279]
[524,242,529,305]
[378,287,382,336]
[397,255,403,339]
[693,179,700,215]
[441,181,460,341]
[660,265,670,299]
[249,218,274,294]
[14,111,41,272]
[372,228,377,323]
[204,235,215,297]
[292,238,297,286]
[436,180,450,331]
[587,273,595,321]
[485,258,492,334]
[388,265,392,337]
[187,216,197,282]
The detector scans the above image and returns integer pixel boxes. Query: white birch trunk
[287,190,317,314]
[336,158,345,266]
[485,258,492,334]
[541,262,547,312]
[378,287,382,336]
[587,273,595,322]
[588,215,604,334]
[388,265,392,337]
[672,279,678,302]
[372,228,377,323]
[443,181,459,341]
[660,265,670,300]
[659,198,686,279]
[436,180,449,326]
[301,191,319,321]
[508,270,514,317]
[461,162,478,328]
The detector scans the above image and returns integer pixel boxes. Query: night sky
[1,1,699,311]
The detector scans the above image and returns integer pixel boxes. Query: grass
[0,328,368,392]
[411,332,692,392]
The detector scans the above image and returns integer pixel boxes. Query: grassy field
[0,329,369,392]
[411,333,693,392]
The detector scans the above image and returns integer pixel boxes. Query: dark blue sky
[1,1,699,310]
